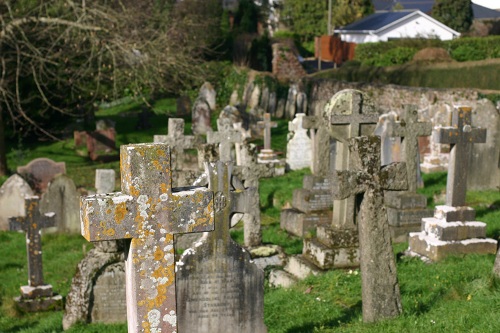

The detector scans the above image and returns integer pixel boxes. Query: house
[334,10,460,44]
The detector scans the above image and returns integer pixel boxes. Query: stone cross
[154,118,201,170]
[434,106,486,207]
[177,161,266,332]
[207,123,243,162]
[80,143,214,333]
[332,136,407,323]
[257,113,277,150]
[325,90,379,229]
[302,115,332,176]
[388,106,432,192]
[10,196,55,288]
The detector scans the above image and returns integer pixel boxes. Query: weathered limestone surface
[0,174,33,230]
[408,106,497,261]
[177,162,267,333]
[286,113,312,170]
[332,136,407,323]
[80,143,214,333]
[17,158,66,194]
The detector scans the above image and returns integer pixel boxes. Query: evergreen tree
[432,0,473,33]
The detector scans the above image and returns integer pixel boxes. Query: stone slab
[292,189,333,214]
[280,209,330,237]
[284,255,322,280]
[422,218,487,241]
[303,175,331,191]
[302,238,360,270]
[316,225,359,248]
[390,224,422,243]
[386,207,434,227]
[408,232,497,261]
[268,270,298,288]
[384,191,427,209]
[15,294,63,312]
[20,284,53,298]
[434,205,476,222]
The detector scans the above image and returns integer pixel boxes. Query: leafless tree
[0,0,223,175]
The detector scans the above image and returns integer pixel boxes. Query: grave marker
[409,107,497,261]
[9,196,62,311]
[332,136,407,322]
[286,113,312,170]
[17,158,66,194]
[257,113,280,163]
[384,106,433,242]
[0,174,33,230]
[177,161,267,333]
[95,169,116,194]
[207,121,243,162]
[80,143,214,333]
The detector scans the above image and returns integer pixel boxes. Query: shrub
[451,45,487,62]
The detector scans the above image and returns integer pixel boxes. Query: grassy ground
[1,170,500,332]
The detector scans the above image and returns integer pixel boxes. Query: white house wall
[378,16,457,41]
[339,33,379,43]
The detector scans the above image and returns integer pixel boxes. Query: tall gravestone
[0,174,33,230]
[192,98,213,135]
[39,174,80,234]
[332,136,406,323]
[257,113,279,163]
[409,106,497,261]
[80,143,214,333]
[63,169,126,330]
[384,106,433,242]
[17,158,66,194]
[286,114,313,171]
[177,162,267,332]
[9,196,63,312]
[467,100,500,190]
[154,118,203,186]
[304,90,379,270]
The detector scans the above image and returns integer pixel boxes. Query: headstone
[384,106,434,242]
[285,85,298,119]
[296,92,307,114]
[374,111,401,166]
[332,136,406,323]
[63,170,125,330]
[80,143,214,333]
[286,113,312,170]
[199,82,217,111]
[409,106,497,261]
[63,241,127,329]
[0,174,34,230]
[176,161,267,333]
[39,174,80,234]
[420,107,452,173]
[268,92,277,116]
[95,169,116,194]
[176,95,191,117]
[275,98,286,119]
[257,113,279,163]
[192,98,212,135]
[467,100,500,190]
[17,158,66,194]
[9,196,63,312]
[154,118,203,186]
[260,86,270,113]
[207,121,243,162]
[86,128,117,161]
[249,84,261,110]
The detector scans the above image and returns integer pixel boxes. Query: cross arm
[331,170,369,200]
[379,162,408,191]
[433,127,486,144]
[301,116,320,130]
[169,187,214,234]
[9,216,26,231]
[231,187,258,214]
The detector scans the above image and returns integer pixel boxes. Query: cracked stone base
[14,294,63,312]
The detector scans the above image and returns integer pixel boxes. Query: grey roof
[372,0,500,20]
[472,3,500,20]
[337,10,417,32]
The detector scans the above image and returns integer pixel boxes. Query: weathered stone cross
[80,143,214,333]
[332,136,407,323]
[434,106,486,207]
[207,121,243,162]
[177,161,266,332]
[10,196,56,291]
[257,113,277,150]
[302,115,331,176]
[325,90,379,229]
[388,106,432,192]
[154,118,201,170]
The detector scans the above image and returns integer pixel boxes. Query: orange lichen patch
[104,228,116,237]
[114,202,127,224]
[154,248,164,261]
[152,159,163,171]
[160,183,168,194]
[32,223,37,229]
[129,186,140,197]
[157,149,166,157]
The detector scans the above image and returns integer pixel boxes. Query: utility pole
[328,0,332,35]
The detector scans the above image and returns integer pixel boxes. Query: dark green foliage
[282,0,328,42]
[432,0,473,33]
[354,36,500,65]
[362,47,418,67]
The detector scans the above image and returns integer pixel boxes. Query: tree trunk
[0,106,8,176]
